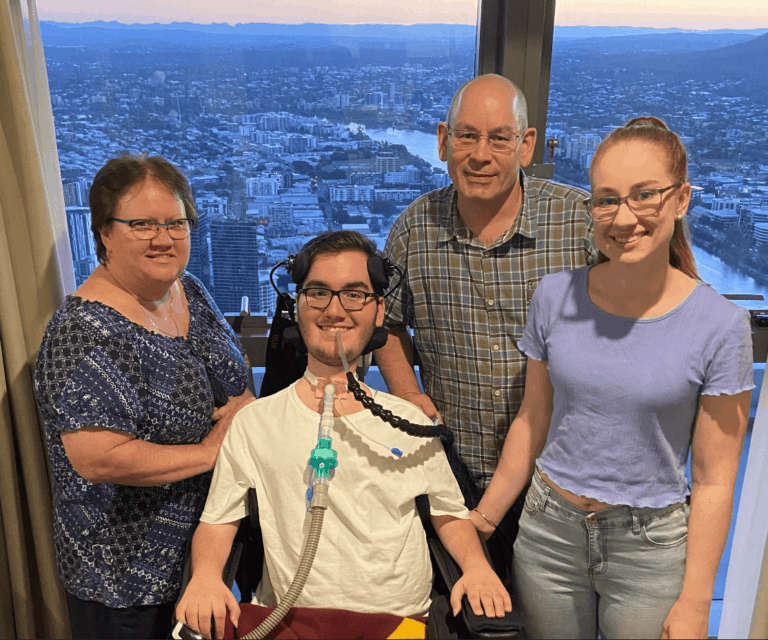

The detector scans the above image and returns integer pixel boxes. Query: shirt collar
[441,170,539,247]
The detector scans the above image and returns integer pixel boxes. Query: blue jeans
[512,469,688,639]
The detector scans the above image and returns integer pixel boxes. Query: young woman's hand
[661,596,709,639]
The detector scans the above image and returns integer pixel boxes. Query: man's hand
[402,391,443,423]
[175,576,240,640]
[449,563,512,618]
[661,596,709,639]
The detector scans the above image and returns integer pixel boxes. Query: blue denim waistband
[529,467,687,531]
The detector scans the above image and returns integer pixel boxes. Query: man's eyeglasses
[298,287,378,311]
[583,183,682,222]
[111,218,194,240]
[447,127,523,153]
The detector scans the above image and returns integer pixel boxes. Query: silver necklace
[104,265,182,336]
[139,281,182,337]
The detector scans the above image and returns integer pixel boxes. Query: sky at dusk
[35,0,768,30]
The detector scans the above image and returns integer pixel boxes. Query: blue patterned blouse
[34,272,249,607]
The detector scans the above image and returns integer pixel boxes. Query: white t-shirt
[200,382,469,617]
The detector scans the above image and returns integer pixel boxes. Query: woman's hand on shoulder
[211,389,255,424]
[202,390,256,465]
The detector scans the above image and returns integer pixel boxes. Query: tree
[370,200,397,217]
[292,160,315,176]
[330,204,350,225]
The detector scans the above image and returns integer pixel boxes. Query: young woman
[469,117,753,639]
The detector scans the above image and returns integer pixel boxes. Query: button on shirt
[383,176,597,489]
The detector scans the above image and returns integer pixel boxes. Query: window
[547,4,768,637]
[39,3,478,314]
[547,6,768,304]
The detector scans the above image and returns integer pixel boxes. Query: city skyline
[36,0,768,30]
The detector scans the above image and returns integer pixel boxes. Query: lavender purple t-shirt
[518,266,754,508]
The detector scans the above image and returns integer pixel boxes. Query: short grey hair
[446,74,528,132]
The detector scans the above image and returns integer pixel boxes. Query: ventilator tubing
[243,383,337,639]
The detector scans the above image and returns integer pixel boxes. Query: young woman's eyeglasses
[111,218,194,240]
[583,183,682,222]
[298,288,378,311]
[447,128,522,153]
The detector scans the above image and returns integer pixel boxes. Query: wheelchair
[176,294,524,638]
[173,487,523,640]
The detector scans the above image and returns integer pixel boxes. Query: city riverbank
[353,124,768,303]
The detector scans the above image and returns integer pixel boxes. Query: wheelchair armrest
[428,538,523,640]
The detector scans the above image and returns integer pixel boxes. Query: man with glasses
[176,230,511,639]
[376,74,597,582]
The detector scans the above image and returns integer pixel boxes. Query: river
[355,125,768,305]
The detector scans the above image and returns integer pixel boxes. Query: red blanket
[226,604,426,639]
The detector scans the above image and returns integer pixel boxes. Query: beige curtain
[0,0,75,637]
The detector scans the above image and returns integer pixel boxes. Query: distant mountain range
[41,21,768,45]
[553,26,768,40]
[39,21,768,92]
[39,21,477,43]
[561,31,768,95]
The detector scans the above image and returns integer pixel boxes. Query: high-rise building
[267,202,297,237]
[186,207,213,291]
[62,178,92,207]
[63,182,80,207]
[65,206,98,286]
[257,275,278,316]
[329,185,375,203]
[247,174,282,197]
[196,193,228,217]
[375,152,398,173]
[209,218,265,313]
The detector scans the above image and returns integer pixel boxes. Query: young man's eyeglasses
[298,287,378,311]
[447,127,523,153]
[111,218,194,240]
[583,183,682,222]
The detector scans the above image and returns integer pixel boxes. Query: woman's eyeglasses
[583,183,682,222]
[111,218,194,240]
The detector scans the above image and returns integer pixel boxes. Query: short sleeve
[517,276,551,362]
[423,439,470,519]
[183,272,247,363]
[383,213,414,330]
[182,273,249,402]
[199,415,252,524]
[701,307,755,397]
[36,314,147,436]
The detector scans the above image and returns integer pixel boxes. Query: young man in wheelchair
[175,230,511,639]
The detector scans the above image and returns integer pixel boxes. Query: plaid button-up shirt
[383,175,597,489]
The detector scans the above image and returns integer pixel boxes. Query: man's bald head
[446,74,528,132]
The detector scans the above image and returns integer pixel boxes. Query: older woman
[34,155,253,639]
[471,117,753,639]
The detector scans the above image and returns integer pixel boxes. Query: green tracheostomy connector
[309,437,338,478]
